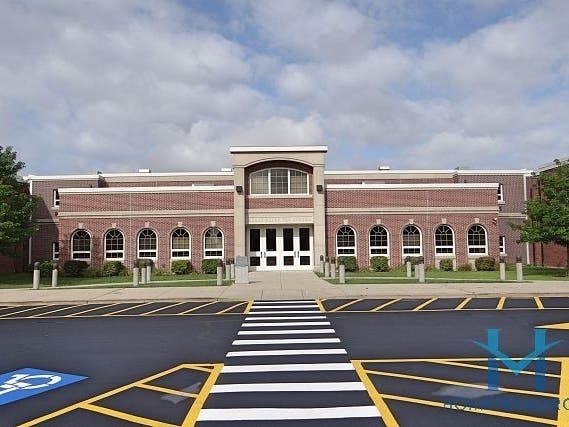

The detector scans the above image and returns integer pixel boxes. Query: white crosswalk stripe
[197,299,383,425]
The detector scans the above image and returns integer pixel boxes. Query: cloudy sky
[2,0,568,174]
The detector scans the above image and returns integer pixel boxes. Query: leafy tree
[0,146,38,257]
[514,159,569,272]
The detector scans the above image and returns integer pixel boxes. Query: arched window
[105,229,124,260]
[369,226,389,256]
[468,225,488,255]
[336,226,356,256]
[434,225,454,255]
[171,228,190,258]
[204,227,223,258]
[402,225,422,256]
[138,229,157,259]
[250,168,308,195]
[71,230,91,260]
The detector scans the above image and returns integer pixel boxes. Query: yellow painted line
[179,301,218,315]
[186,364,214,373]
[82,403,178,427]
[497,297,506,310]
[331,298,363,312]
[217,301,248,314]
[136,383,198,398]
[31,304,89,318]
[320,298,328,302]
[140,301,188,316]
[380,393,556,425]
[103,302,154,316]
[364,368,557,398]
[0,305,19,313]
[244,300,254,314]
[557,358,569,426]
[371,299,401,312]
[182,363,223,427]
[68,302,121,316]
[534,296,545,310]
[353,360,399,426]
[357,357,560,363]
[0,305,50,317]
[454,297,472,310]
[315,299,326,313]
[412,298,437,311]
[430,360,561,378]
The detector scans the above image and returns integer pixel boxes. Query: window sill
[248,194,312,199]
[498,201,506,205]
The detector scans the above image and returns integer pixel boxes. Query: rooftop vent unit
[220,168,232,172]
[138,168,151,173]
[378,165,390,171]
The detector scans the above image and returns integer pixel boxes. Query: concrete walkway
[1,272,569,304]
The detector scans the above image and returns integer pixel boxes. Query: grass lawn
[0,272,228,289]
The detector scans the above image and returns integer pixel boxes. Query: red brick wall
[325,177,455,184]
[498,218,527,263]
[32,179,100,220]
[30,222,59,263]
[533,243,568,268]
[102,180,234,187]
[458,174,526,213]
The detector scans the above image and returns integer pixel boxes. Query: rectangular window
[53,189,60,207]
[270,169,288,194]
[52,242,59,260]
[290,170,308,194]
[250,170,269,194]
[497,184,504,202]
[499,236,506,255]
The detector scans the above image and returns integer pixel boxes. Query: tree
[515,159,569,272]
[0,146,38,257]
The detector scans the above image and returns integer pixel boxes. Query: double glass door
[248,226,312,270]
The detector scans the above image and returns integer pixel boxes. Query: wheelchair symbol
[0,373,62,396]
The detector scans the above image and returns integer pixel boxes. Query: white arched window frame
[138,229,158,260]
[171,228,191,259]
[369,225,389,257]
[336,226,356,256]
[71,230,91,260]
[467,225,488,255]
[402,225,422,256]
[249,168,308,195]
[105,229,124,260]
[204,227,224,259]
[434,225,455,255]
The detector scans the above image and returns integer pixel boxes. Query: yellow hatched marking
[557,358,569,426]
[364,369,556,398]
[182,363,223,426]
[217,301,248,314]
[320,298,328,303]
[454,297,471,310]
[412,298,437,311]
[179,301,218,315]
[315,299,326,313]
[358,357,564,363]
[497,297,506,310]
[31,304,88,317]
[68,302,121,316]
[140,301,188,316]
[244,300,254,314]
[0,305,19,313]
[0,305,49,317]
[331,299,363,312]
[380,394,556,425]
[534,296,545,310]
[353,361,399,426]
[135,383,198,398]
[371,299,402,312]
[430,360,561,378]
[82,403,178,427]
[104,302,154,316]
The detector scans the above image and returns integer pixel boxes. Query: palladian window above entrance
[250,168,308,195]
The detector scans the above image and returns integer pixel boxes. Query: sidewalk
[1,272,569,304]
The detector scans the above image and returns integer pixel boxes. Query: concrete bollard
[320,255,325,274]
[516,256,523,282]
[418,264,425,283]
[146,263,152,283]
[406,261,412,278]
[225,261,231,281]
[216,259,223,286]
[413,265,417,278]
[33,261,40,290]
[230,261,235,280]
[324,257,330,278]
[133,266,139,287]
[339,260,346,284]
[499,260,506,281]
[51,261,58,288]
[140,263,147,285]
[331,258,336,279]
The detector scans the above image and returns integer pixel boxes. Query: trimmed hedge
[439,258,454,272]
[171,260,192,275]
[475,256,496,271]
[338,256,358,272]
[63,260,88,277]
[370,256,389,272]
[201,259,219,274]
[102,261,125,277]
[457,263,473,271]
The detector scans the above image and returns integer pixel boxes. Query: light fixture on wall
[235,185,243,194]
[316,184,323,193]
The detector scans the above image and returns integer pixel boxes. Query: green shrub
[370,256,389,272]
[135,258,154,268]
[39,260,55,277]
[457,263,473,271]
[82,266,100,278]
[102,261,125,277]
[153,267,170,276]
[338,256,358,272]
[439,258,454,272]
[404,256,423,266]
[201,259,219,274]
[171,260,192,275]
[63,260,89,277]
[475,256,496,271]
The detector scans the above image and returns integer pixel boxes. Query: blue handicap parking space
[0,368,87,405]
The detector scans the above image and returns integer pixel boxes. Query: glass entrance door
[247,226,313,270]
[248,227,278,269]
